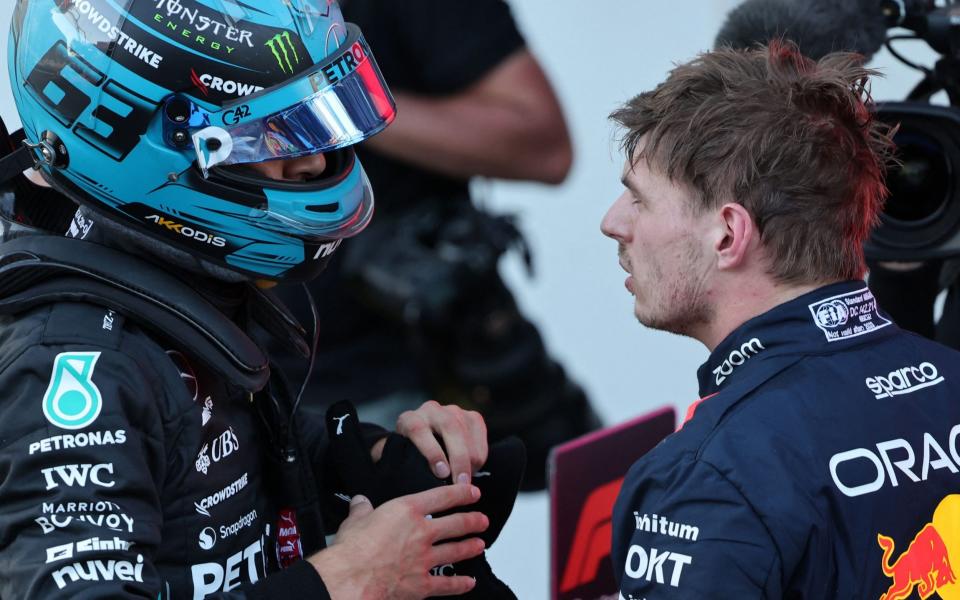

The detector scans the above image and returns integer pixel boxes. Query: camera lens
[885,131,951,224]
[867,104,960,258]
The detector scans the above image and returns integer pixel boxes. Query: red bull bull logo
[877,495,960,600]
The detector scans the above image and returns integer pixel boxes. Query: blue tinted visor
[189,23,395,175]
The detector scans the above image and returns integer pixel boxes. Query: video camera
[718,0,960,260]
[868,0,960,260]
[339,198,600,490]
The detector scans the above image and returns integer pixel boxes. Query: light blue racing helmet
[9,0,396,281]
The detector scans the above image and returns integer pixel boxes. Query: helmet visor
[189,23,395,175]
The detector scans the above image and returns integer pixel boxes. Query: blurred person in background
[870,259,960,348]
[274,0,600,490]
[602,43,960,598]
[0,0,506,597]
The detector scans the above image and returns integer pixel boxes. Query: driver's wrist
[308,546,384,600]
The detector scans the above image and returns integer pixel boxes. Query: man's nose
[280,152,328,181]
[601,193,631,241]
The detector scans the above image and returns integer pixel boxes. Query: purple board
[550,407,676,600]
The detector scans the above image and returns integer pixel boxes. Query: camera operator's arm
[364,48,573,184]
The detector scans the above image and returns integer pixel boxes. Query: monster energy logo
[265,31,300,74]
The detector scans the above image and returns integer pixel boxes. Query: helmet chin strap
[74,205,252,284]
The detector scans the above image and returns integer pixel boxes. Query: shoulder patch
[43,352,103,430]
[41,303,126,349]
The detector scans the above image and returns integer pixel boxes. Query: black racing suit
[0,224,384,598]
[613,281,960,598]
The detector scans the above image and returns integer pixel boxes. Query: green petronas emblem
[43,352,103,430]
[265,31,301,74]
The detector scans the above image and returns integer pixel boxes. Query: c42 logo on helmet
[43,352,104,430]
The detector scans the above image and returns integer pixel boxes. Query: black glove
[325,400,524,599]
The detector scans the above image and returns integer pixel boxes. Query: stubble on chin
[641,294,712,339]
[634,244,712,338]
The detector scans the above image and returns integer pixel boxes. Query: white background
[0,1,941,598]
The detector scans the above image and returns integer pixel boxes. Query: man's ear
[714,203,757,271]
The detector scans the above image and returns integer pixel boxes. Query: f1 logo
[560,478,624,592]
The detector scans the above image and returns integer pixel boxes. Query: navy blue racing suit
[612,281,960,599]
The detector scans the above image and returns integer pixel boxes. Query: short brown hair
[611,41,896,284]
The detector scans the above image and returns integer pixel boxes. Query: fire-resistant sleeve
[0,312,336,599]
[245,559,331,600]
[0,343,169,598]
[611,451,783,599]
